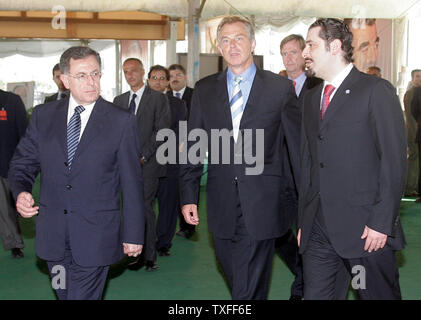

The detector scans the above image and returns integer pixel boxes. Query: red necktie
[320,84,335,119]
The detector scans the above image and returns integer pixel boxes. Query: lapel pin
[345,89,350,94]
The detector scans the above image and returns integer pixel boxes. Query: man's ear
[60,74,70,90]
[330,39,343,56]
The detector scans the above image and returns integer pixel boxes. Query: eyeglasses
[150,76,167,81]
[67,71,102,82]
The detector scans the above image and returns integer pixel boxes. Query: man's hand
[16,192,39,218]
[123,243,143,257]
[182,204,199,225]
[361,225,388,253]
[297,228,301,247]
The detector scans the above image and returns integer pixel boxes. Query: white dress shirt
[320,63,354,108]
[67,95,96,142]
[129,85,146,114]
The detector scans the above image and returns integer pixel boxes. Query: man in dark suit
[298,18,406,300]
[276,33,325,300]
[113,58,171,271]
[8,46,145,300]
[44,63,69,103]
[167,64,196,239]
[410,85,421,202]
[147,65,187,256]
[0,89,26,259]
[180,15,300,300]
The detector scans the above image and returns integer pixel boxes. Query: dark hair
[123,58,143,68]
[411,69,421,78]
[168,64,186,74]
[309,18,354,64]
[148,65,169,80]
[52,63,60,76]
[60,46,101,74]
[280,34,305,52]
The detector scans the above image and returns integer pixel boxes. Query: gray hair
[60,46,101,74]
[217,15,255,44]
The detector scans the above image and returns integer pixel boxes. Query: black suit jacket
[44,91,69,104]
[113,86,171,179]
[281,75,323,229]
[165,95,187,177]
[8,96,146,266]
[410,86,421,143]
[298,67,406,258]
[0,90,27,178]
[167,86,194,119]
[180,67,300,240]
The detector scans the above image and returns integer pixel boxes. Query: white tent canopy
[0,0,420,20]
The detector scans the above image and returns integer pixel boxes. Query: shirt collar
[130,84,145,98]
[324,63,354,89]
[69,94,96,112]
[227,62,257,84]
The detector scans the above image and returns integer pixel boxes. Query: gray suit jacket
[113,85,171,178]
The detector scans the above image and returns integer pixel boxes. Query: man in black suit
[298,18,406,300]
[180,15,300,300]
[410,85,421,202]
[9,46,145,300]
[276,33,324,300]
[148,65,187,257]
[113,58,171,271]
[0,89,26,259]
[167,64,196,239]
[44,63,69,103]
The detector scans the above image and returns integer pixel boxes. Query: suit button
[318,134,323,140]
[64,210,68,215]
[233,177,238,185]
[320,163,324,168]
[66,185,72,190]
[64,162,68,167]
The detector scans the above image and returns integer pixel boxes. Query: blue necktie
[67,105,85,169]
[230,76,244,142]
[129,93,137,114]
[175,92,181,99]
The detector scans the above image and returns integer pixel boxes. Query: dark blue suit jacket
[8,96,146,267]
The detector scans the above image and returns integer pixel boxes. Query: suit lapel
[320,67,360,130]
[239,68,262,130]
[53,98,70,157]
[74,97,107,159]
[216,70,233,131]
[137,85,151,118]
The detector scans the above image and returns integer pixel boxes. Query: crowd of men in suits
[1,15,412,300]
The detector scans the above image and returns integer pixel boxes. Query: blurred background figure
[44,63,69,103]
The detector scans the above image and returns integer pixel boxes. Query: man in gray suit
[113,58,171,271]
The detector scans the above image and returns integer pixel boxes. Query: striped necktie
[230,76,244,142]
[67,105,85,169]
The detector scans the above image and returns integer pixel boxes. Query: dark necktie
[175,92,181,99]
[67,105,85,169]
[129,93,137,114]
[320,85,335,119]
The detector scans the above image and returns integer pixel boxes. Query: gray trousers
[0,177,24,251]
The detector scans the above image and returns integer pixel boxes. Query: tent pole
[166,19,178,66]
[187,0,202,87]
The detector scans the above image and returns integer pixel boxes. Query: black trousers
[303,218,402,300]
[156,176,179,249]
[46,224,109,300]
[142,177,160,262]
[275,229,303,297]
[212,194,275,300]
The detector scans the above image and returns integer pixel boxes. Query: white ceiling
[0,0,420,19]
